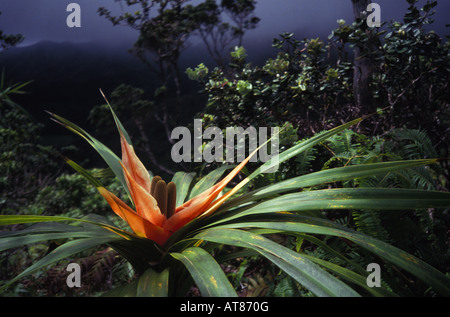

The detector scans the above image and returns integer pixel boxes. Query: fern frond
[386,128,438,159]
[294,146,317,175]
[352,210,392,243]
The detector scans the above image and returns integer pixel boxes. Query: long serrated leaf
[0,231,111,252]
[225,188,450,221]
[0,215,123,252]
[0,215,134,241]
[221,159,440,211]
[194,228,360,297]
[0,214,79,226]
[301,254,396,297]
[0,222,80,238]
[213,214,450,296]
[100,89,133,145]
[171,246,238,297]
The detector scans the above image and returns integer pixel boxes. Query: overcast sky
[0,0,448,47]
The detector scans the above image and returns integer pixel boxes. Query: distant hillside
[0,41,201,168]
[0,38,277,125]
[0,41,159,124]
[0,39,277,170]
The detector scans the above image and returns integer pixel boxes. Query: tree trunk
[351,0,375,114]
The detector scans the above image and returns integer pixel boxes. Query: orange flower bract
[98,130,255,247]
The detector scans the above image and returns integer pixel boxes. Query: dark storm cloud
[252,0,449,39]
[0,0,138,45]
[0,0,448,46]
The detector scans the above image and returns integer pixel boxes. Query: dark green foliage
[0,77,133,296]
[0,165,133,296]
[0,243,133,297]
[189,1,449,161]
[320,128,449,295]
[190,34,355,135]
[0,77,61,215]
[27,170,129,218]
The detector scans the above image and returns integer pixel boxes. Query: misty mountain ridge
[0,38,280,125]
